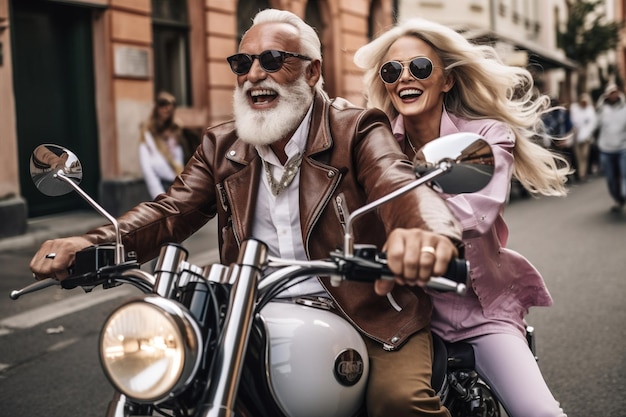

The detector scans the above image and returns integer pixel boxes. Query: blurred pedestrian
[596,83,626,212]
[569,93,597,181]
[542,97,575,181]
[139,91,186,199]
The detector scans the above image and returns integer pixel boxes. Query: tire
[474,380,509,417]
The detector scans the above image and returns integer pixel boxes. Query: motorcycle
[11,132,521,417]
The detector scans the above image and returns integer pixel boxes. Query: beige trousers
[574,141,591,179]
[364,329,450,417]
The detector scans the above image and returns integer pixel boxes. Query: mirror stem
[55,170,125,264]
[343,161,452,257]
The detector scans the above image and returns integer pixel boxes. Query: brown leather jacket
[84,93,462,349]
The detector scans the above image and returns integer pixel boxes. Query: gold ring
[420,246,436,256]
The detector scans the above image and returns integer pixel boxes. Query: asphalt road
[505,176,626,416]
[0,175,624,417]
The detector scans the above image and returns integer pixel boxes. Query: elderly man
[31,9,461,417]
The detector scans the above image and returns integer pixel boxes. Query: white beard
[233,76,314,146]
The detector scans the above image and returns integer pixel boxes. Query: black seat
[431,333,447,393]
[446,340,475,370]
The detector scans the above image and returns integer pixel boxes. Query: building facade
[1,0,613,238]
[0,0,396,237]
[398,0,578,99]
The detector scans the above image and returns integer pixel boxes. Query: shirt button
[391,336,399,343]
[328,171,335,178]
[229,150,236,156]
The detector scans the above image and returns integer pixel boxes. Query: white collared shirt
[253,104,325,297]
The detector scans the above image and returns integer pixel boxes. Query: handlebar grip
[441,257,469,284]
[426,257,469,295]
[374,251,469,295]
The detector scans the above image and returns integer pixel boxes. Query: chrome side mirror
[30,144,83,196]
[414,132,494,194]
[30,144,125,264]
[343,132,494,256]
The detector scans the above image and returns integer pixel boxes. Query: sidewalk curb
[0,212,221,267]
[0,212,105,253]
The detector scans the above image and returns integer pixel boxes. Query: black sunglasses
[227,49,312,75]
[379,56,441,84]
[157,99,175,107]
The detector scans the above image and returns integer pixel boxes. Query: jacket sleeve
[352,108,463,243]
[81,138,218,263]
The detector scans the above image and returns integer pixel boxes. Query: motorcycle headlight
[99,296,203,403]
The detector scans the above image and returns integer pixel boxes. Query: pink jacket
[392,109,553,326]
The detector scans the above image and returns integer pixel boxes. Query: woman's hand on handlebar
[30,236,93,281]
[376,228,458,296]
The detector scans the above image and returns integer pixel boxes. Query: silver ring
[420,246,436,256]
[45,253,56,259]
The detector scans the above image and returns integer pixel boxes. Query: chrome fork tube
[153,243,188,297]
[197,239,268,417]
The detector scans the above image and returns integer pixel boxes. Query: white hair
[249,8,325,94]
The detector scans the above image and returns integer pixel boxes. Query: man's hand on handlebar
[376,228,458,296]
[30,237,92,281]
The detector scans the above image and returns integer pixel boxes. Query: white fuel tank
[259,301,369,417]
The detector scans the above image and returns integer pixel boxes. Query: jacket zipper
[216,183,229,212]
[304,170,400,351]
[335,195,348,233]
[217,182,241,247]
[304,169,342,255]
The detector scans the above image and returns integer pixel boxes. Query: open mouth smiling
[249,89,278,105]
[399,88,423,100]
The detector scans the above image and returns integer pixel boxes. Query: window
[152,0,191,105]
[237,0,270,42]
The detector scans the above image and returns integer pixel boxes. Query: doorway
[11,0,100,217]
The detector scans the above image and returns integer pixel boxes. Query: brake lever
[61,261,140,290]
[10,278,60,300]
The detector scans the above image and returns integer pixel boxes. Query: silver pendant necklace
[262,152,304,196]
[405,133,418,155]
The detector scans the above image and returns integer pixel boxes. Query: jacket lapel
[299,94,342,248]
[224,139,261,241]
[222,94,341,250]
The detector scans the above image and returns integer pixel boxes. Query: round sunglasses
[379,56,442,84]
[227,49,312,75]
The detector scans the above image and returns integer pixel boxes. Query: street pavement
[0,175,625,416]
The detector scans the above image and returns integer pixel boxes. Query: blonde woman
[354,18,569,417]
[139,91,187,199]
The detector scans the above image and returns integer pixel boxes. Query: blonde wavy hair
[354,18,570,196]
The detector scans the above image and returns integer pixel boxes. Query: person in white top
[138,91,187,199]
[569,93,597,181]
[596,83,626,212]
